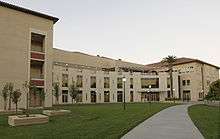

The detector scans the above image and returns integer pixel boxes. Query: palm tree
[162,55,177,101]
[8,83,14,110]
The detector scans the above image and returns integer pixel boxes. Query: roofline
[0,1,59,24]
[146,58,220,69]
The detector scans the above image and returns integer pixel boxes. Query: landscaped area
[0,103,174,139]
[188,104,220,139]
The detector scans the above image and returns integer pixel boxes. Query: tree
[205,79,220,101]
[1,83,9,110]
[11,89,21,115]
[69,80,79,104]
[23,81,35,117]
[8,83,14,110]
[162,55,177,101]
[53,82,60,104]
[39,89,46,107]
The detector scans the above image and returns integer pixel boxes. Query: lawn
[0,103,174,139]
[188,104,220,139]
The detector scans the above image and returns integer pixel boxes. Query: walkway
[122,104,204,139]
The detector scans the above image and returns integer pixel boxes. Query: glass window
[104,91,110,102]
[187,80,190,86]
[130,91,134,102]
[77,90,83,102]
[76,75,83,88]
[104,77,110,88]
[62,90,68,103]
[90,76,96,88]
[117,78,123,89]
[117,91,123,102]
[62,74,68,87]
[141,78,159,88]
[130,78,133,89]
[182,80,186,86]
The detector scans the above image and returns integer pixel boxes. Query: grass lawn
[188,104,220,139]
[0,103,174,139]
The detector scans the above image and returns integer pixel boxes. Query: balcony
[31,51,45,61]
[31,79,44,87]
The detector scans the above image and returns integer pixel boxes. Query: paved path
[122,104,204,139]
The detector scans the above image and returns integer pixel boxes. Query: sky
[2,0,220,66]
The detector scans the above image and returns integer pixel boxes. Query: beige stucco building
[0,1,219,110]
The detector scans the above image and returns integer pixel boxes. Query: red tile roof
[145,57,220,70]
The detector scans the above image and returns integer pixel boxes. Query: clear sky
[2,0,220,66]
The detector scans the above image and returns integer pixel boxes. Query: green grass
[188,104,220,139]
[0,103,174,139]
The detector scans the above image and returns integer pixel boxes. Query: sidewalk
[121,104,204,139]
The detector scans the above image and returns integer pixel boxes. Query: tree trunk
[169,67,175,103]
[9,93,11,110]
[4,100,7,111]
[15,103,18,115]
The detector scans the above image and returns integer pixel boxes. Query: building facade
[0,2,219,109]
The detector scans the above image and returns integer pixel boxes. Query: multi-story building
[0,1,59,109]
[145,58,220,101]
[0,1,219,109]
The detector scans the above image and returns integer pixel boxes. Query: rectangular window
[77,90,83,102]
[117,78,123,89]
[104,91,110,102]
[130,78,133,89]
[130,91,134,102]
[31,33,45,52]
[117,91,123,102]
[104,77,110,88]
[90,76,96,88]
[76,75,83,88]
[62,74,68,87]
[167,78,171,88]
[141,78,159,88]
[182,80,186,86]
[91,91,96,103]
[187,80,190,86]
[62,90,68,103]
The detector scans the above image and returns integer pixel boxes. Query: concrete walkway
[122,104,204,139]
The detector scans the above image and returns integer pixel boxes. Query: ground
[188,104,220,139]
[0,103,174,139]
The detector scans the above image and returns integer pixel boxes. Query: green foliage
[39,89,46,101]
[205,79,220,101]
[162,55,177,66]
[69,80,79,103]
[1,83,9,101]
[11,89,22,104]
[53,82,60,104]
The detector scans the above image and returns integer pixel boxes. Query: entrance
[183,90,191,101]
[91,91,96,103]
[30,88,43,107]
[141,92,160,102]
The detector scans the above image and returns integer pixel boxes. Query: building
[0,1,219,109]
[0,1,58,109]
[145,58,220,101]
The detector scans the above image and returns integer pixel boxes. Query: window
[76,75,83,87]
[91,91,96,103]
[130,91,134,102]
[182,80,186,86]
[104,77,110,88]
[117,91,123,102]
[187,80,190,86]
[167,91,171,98]
[141,78,159,88]
[167,78,171,88]
[90,76,96,88]
[62,90,68,103]
[117,78,123,89]
[77,90,83,102]
[130,78,133,89]
[62,74,68,87]
[31,33,45,52]
[104,91,110,102]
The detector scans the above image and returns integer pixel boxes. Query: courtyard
[0,103,174,139]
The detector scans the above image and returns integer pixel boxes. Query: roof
[145,57,220,69]
[0,1,59,23]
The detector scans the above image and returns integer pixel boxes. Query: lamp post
[148,85,152,114]
[122,76,126,110]
[173,88,175,103]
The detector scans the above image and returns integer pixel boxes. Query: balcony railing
[31,51,45,60]
[30,74,44,79]
[31,79,44,86]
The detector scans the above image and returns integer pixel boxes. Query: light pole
[148,85,152,114]
[122,76,126,110]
